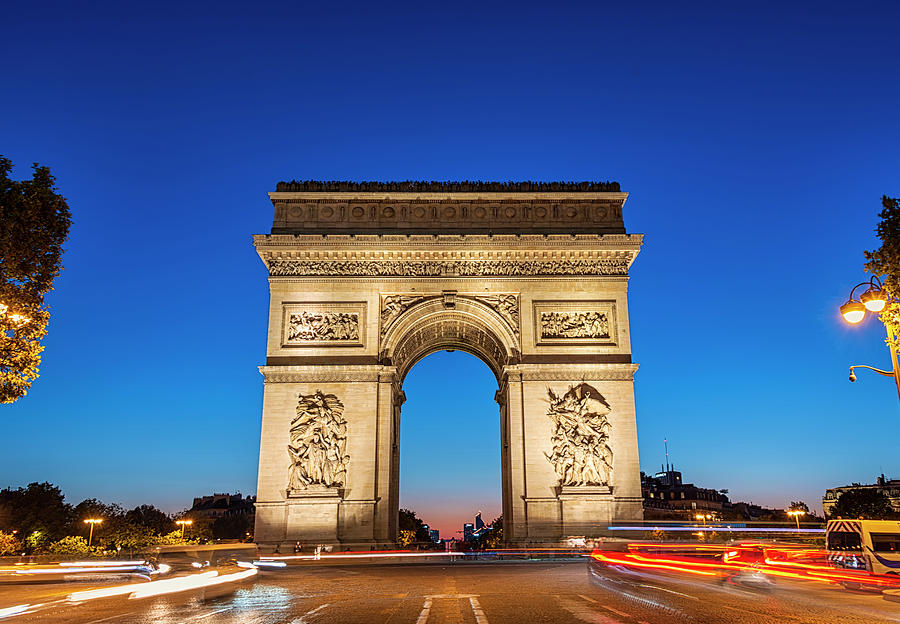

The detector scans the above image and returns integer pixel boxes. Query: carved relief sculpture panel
[545,383,613,488]
[288,391,349,493]
[533,300,616,346]
[281,302,366,347]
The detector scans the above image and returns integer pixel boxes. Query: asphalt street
[6,561,900,623]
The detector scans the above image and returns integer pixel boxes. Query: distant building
[642,469,729,517]
[190,493,256,520]
[823,474,900,516]
[429,529,440,543]
[642,469,781,521]
[463,523,474,541]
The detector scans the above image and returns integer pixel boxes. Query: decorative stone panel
[281,302,366,347]
[533,300,617,347]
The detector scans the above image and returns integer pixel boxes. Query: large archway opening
[399,350,501,543]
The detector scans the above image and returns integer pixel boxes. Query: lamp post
[175,519,193,541]
[83,518,102,547]
[786,509,805,531]
[840,276,900,406]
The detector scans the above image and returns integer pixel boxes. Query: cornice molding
[503,363,640,382]
[253,233,643,249]
[259,365,385,383]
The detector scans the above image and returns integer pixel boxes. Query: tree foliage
[124,504,175,535]
[830,489,895,519]
[864,195,900,349]
[0,482,72,543]
[0,156,71,403]
[0,483,246,555]
[49,535,96,557]
[212,513,253,541]
[0,530,22,555]
[398,508,431,545]
[471,516,503,549]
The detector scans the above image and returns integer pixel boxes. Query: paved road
[7,561,900,623]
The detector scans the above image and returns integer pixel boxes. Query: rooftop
[274,180,620,193]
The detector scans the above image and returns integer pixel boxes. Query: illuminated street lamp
[695,513,712,527]
[840,276,900,406]
[0,302,30,326]
[786,509,805,531]
[176,519,193,540]
[83,518,102,547]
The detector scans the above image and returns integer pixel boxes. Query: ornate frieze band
[281,302,365,347]
[267,258,629,278]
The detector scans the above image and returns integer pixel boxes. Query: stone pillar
[254,365,385,549]
[372,367,399,544]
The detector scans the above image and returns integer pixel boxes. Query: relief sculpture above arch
[379,293,520,339]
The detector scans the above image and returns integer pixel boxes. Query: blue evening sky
[2,1,899,535]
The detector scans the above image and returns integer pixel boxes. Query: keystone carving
[540,311,609,339]
[288,391,349,490]
[288,311,359,342]
[545,383,613,487]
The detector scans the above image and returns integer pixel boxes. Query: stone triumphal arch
[253,181,643,547]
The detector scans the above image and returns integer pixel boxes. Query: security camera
[849,372,857,382]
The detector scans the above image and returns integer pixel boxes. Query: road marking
[291,603,331,623]
[415,597,432,624]
[193,607,232,619]
[556,596,623,623]
[469,596,489,624]
[578,595,632,619]
[636,584,699,600]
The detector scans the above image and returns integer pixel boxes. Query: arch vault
[253,181,643,547]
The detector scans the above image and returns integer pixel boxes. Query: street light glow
[861,287,888,312]
[840,300,866,324]
[176,519,193,540]
[83,518,102,547]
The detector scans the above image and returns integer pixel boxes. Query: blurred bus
[826,519,900,575]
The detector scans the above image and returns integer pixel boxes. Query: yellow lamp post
[175,519,193,541]
[83,518,102,547]
[840,277,900,406]
[786,509,805,531]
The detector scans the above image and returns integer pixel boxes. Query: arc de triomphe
[253,181,643,547]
